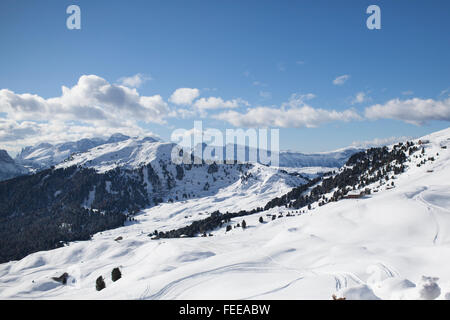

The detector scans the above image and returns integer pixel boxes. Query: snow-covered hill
[1,128,450,300]
[0,149,28,181]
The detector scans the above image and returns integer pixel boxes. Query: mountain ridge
[12,134,362,176]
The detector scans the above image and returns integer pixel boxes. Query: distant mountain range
[0,133,362,182]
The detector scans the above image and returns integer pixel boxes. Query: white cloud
[0,74,170,125]
[170,95,249,118]
[215,106,360,128]
[402,90,414,96]
[118,73,151,88]
[352,92,368,104]
[193,97,249,111]
[0,118,42,142]
[214,93,360,128]
[365,97,450,125]
[169,88,200,106]
[333,74,350,85]
[0,74,170,153]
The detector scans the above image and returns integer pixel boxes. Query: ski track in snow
[144,262,277,300]
[243,276,306,300]
[413,186,450,245]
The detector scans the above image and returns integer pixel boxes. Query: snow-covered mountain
[0,149,28,181]
[54,138,308,212]
[14,133,136,171]
[1,127,450,299]
[15,134,359,175]
[55,137,177,173]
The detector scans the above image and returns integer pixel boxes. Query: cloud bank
[0,75,169,153]
[365,97,450,125]
[2,73,450,155]
[214,94,360,128]
[0,75,169,125]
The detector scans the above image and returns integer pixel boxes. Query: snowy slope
[1,128,450,300]
[0,149,28,181]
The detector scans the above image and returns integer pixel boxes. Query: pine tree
[96,276,106,291]
[111,267,121,282]
[259,216,264,223]
[242,220,247,229]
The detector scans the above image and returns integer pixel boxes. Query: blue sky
[0,0,449,154]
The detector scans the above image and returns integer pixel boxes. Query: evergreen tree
[96,276,106,291]
[111,267,121,282]
[242,220,247,229]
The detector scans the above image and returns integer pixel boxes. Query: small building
[344,187,372,199]
[344,190,365,199]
